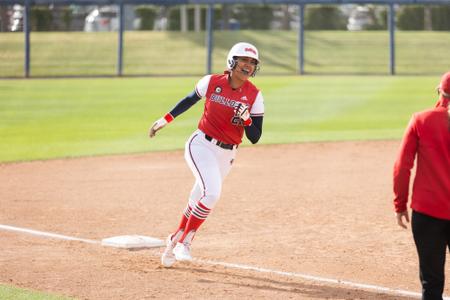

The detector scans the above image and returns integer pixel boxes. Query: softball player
[393,71,450,300]
[149,42,264,267]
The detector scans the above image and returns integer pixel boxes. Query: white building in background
[84,5,138,32]
[347,6,375,31]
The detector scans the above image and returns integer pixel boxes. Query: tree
[231,4,273,30]
[0,6,9,32]
[305,5,346,30]
[135,6,157,30]
[31,6,53,31]
[397,6,424,30]
[431,5,450,30]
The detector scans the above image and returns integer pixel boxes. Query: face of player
[232,56,258,81]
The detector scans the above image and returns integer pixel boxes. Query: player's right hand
[149,118,168,138]
[396,210,410,229]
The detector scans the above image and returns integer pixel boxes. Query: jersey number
[231,116,243,126]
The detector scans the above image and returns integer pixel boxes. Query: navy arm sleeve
[169,90,202,118]
[244,116,263,144]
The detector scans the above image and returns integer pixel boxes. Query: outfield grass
[0,284,73,300]
[0,75,437,163]
[1,30,450,77]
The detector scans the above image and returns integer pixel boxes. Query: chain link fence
[0,3,449,77]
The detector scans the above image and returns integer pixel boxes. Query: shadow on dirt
[173,265,417,300]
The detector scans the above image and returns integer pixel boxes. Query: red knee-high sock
[171,204,192,241]
[178,201,210,244]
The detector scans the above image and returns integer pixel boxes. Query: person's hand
[396,210,410,229]
[149,117,168,138]
[235,103,250,121]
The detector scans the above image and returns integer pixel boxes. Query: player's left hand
[396,210,410,229]
[149,118,168,138]
[235,103,250,121]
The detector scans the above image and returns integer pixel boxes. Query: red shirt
[195,74,263,145]
[393,98,450,220]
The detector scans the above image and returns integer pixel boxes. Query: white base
[101,235,164,249]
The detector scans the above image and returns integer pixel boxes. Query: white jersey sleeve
[195,75,212,98]
[250,91,264,116]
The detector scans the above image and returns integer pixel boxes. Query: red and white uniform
[185,74,264,209]
[196,73,264,145]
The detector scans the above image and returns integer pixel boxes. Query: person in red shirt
[393,71,450,300]
[149,42,264,267]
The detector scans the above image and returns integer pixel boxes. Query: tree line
[1,4,450,32]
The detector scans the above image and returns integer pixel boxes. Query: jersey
[393,98,450,220]
[195,73,264,145]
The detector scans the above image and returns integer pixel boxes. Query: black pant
[412,210,450,300]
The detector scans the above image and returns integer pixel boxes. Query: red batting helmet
[438,71,450,98]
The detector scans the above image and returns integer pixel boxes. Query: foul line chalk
[0,224,99,244]
[196,259,437,299]
[1,224,449,300]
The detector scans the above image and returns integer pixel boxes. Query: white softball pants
[184,129,237,209]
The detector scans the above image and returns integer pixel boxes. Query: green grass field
[0,284,72,300]
[1,30,450,77]
[0,75,439,163]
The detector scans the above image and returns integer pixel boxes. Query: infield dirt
[1,141,449,299]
